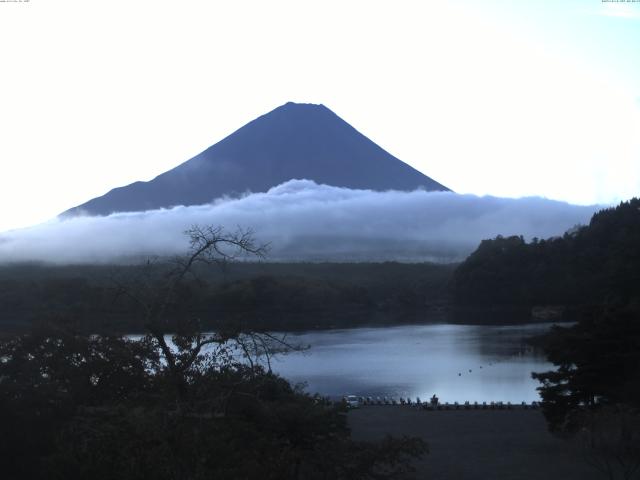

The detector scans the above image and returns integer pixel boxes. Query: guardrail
[338,397,541,410]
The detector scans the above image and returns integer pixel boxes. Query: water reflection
[269,323,556,403]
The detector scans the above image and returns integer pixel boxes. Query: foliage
[452,198,640,310]
[453,199,640,477]
[518,199,640,476]
[0,261,454,332]
[0,323,159,479]
[0,226,427,479]
[0,325,427,479]
[532,306,640,433]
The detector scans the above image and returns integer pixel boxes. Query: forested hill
[0,262,454,333]
[452,198,640,310]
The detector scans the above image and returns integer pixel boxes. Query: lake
[266,323,556,403]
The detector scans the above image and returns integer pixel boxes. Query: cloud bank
[0,180,600,264]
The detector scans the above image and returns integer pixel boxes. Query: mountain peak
[63,103,449,217]
[261,101,334,121]
[282,101,323,108]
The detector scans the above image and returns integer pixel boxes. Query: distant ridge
[63,102,449,216]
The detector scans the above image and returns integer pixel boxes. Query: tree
[0,322,159,479]
[532,306,640,433]
[532,306,640,479]
[111,225,274,399]
[0,225,427,479]
[452,198,640,312]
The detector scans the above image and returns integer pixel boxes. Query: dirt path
[348,406,601,480]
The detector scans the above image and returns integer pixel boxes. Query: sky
[0,0,639,233]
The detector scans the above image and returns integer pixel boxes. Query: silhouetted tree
[0,225,427,479]
[532,306,640,433]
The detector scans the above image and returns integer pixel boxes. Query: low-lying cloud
[0,180,600,264]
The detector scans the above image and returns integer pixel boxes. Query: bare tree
[112,225,299,400]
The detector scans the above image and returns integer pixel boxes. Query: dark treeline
[451,198,640,473]
[0,227,427,480]
[0,323,427,480]
[452,198,640,313]
[0,261,454,333]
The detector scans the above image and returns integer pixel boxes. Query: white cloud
[0,180,600,264]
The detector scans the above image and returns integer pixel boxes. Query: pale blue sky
[0,0,638,232]
[465,0,640,88]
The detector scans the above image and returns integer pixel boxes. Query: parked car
[343,395,360,408]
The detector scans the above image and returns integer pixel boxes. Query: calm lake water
[267,323,556,403]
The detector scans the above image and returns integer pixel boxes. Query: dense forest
[452,198,640,314]
[0,260,454,333]
[451,199,640,469]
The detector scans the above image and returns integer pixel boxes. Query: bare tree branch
[111,224,279,401]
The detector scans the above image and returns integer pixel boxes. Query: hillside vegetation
[0,261,454,333]
[451,198,640,458]
[452,198,640,313]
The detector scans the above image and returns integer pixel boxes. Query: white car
[343,395,361,408]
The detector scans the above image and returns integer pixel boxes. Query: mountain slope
[63,102,448,216]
